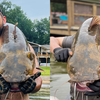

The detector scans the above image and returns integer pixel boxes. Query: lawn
[40,66,50,75]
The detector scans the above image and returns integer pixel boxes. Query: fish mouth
[10,88,20,92]
[72,81,94,92]
[1,75,32,92]
[10,83,20,92]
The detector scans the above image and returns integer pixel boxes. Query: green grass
[40,66,50,75]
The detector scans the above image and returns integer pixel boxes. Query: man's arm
[50,36,73,62]
[29,44,42,93]
[50,36,64,53]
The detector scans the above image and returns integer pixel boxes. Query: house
[29,41,50,66]
[37,45,50,66]
[28,41,41,55]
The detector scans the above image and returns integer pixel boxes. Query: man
[0,9,42,100]
[50,18,100,99]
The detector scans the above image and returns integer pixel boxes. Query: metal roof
[28,41,41,47]
[28,41,50,50]
[41,45,50,50]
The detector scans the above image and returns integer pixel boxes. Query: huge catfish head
[67,16,100,92]
[0,51,35,82]
[0,23,41,93]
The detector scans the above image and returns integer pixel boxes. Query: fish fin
[88,16,100,45]
[89,16,100,29]
[88,16,100,35]
[36,67,44,71]
[2,25,9,43]
[13,22,18,40]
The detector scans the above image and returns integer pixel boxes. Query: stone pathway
[41,75,50,83]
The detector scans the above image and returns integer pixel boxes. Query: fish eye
[26,52,35,61]
[70,66,76,75]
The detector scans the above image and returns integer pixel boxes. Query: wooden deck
[50,25,79,36]
[37,52,50,66]
[37,52,50,58]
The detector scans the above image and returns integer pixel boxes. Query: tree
[51,2,67,13]
[33,18,50,44]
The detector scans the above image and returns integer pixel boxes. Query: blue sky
[4,0,50,21]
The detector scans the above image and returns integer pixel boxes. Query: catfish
[67,16,100,100]
[0,23,41,94]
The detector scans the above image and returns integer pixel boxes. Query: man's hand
[53,47,72,62]
[85,80,100,97]
[0,76,10,94]
[19,72,41,94]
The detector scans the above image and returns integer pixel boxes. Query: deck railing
[37,52,50,66]
[37,52,50,58]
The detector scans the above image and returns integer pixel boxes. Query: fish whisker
[76,91,79,100]
[86,96,88,100]
[82,92,83,100]
[4,89,10,100]
[74,83,76,100]
[20,92,24,100]
[11,93,12,100]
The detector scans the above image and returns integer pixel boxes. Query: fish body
[67,16,100,92]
